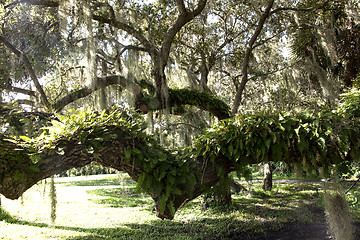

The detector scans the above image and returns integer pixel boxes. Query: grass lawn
[1,173,360,239]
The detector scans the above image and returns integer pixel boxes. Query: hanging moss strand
[49,175,57,225]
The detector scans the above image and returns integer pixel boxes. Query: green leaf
[136,173,145,192]
[265,138,272,150]
[167,175,176,185]
[216,166,225,177]
[298,135,308,153]
[271,143,282,162]
[159,195,168,213]
[145,175,152,189]
[19,136,31,142]
[28,165,40,173]
[29,154,41,163]
[173,188,182,195]
[93,153,102,160]
[153,182,163,195]
[228,145,234,157]
[132,148,141,155]
[13,171,23,181]
[168,201,175,217]
[124,149,131,162]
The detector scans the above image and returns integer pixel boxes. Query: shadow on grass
[86,187,153,208]
[0,182,342,240]
[0,208,48,228]
[1,207,250,240]
[57,179,122,187]
[0,207,328,240]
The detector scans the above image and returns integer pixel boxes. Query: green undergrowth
[2,174,359,239]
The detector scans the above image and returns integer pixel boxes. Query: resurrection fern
[169,89,230,119]
[22,107,197,217]
[4,87,359,219]
[192,102,360,179]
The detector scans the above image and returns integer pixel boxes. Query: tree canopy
[0,0,360,220]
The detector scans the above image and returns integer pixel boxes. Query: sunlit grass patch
[87,187,153,208]
[1,174,359,239]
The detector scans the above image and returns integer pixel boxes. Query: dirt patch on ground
[231,203,360,240]
[249,223,331,240]
[241,218,360,240]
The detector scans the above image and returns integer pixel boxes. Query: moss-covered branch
[0,108,226,219]
[0,89,359,220]
[141,88,231,120]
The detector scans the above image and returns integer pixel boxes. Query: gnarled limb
[0,105,359,220]
[0,123,228,220]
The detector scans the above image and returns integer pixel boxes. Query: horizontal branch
[51,73,230,120]
[92,15,156,55]
[52,75,130,112]
[0,122,227,220]
[0,84,37,97]
[4,0,59,8]
[0,105,358,220]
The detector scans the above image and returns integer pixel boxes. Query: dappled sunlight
[0,175,344,239]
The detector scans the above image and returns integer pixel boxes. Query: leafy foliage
[192,93,360,178]
[14,107,197,218]
[2,87,360,218]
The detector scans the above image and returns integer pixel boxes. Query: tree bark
[263,162,273,191]
[0,125,231,220]
[231,0,275,115]
[0,35,51,109]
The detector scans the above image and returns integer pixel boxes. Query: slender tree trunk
[263,162,273,191]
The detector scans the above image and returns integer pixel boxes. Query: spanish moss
[49,175,57,226]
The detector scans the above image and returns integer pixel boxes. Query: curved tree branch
[0,36,51,110]
[231,0,274,115]
[0,124,228,220]
[161,0,207,65]
[92,15,156,55]
[53,74,230,120]
[0,107,357,220]
[53,75,134,112]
